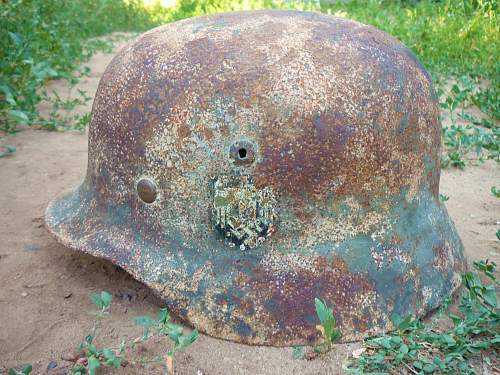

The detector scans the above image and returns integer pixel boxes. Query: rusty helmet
[46,10,466,346]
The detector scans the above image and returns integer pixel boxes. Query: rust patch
[45,10,465,346]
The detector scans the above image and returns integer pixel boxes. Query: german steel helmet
[46,10,466,346]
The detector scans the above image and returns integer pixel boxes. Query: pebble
[24,244,41,252]
[61,350,84,362]
[47,360,57,370]
[21,292,28,297]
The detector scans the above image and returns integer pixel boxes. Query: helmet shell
[46,10,466,346]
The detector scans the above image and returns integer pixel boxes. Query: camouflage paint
[45,10,466,346]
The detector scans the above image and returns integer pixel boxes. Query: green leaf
[399,343,409,354]
[0,145,16,158]
[378,337,392,349]
[167,323,184,343]
[8,32,22,47]
[314,298,331,325]
[0,84,16,105]
[7,110,29,124]
[158,308,170,324]
[314,297,338,343]
[134,315,157,327]
[90,293,103,309]
[392,314,413,331]
[87,356,100,375]
[390,336,402,345]
[102,348,114,359]
[395,351,405,364]
[87,344,97,355]
[313,344,324,353]
[32,62,58,80]
[439,194,449,202]
[141,328,150,341]
[102,348,122,368]
[423,363,436,373]
[471,341,490,350]
[482,286,497,307]
[413,361,423,370]
[330,328,341,342]
[21,364,32,375]
[442,334,456,347]
[106,356,122,369]
[473,260,496,280]
[7,366,31,375]
[174,329,199,351]
[449,313,462,326]
[292,345,303,360]
[100,291,112,308]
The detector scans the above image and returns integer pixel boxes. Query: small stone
[76,357,88,366]
[21,292,28,297]
[304,350,319,361]
[116,290,135,301]
[61,350,85,362]
[352,347,366,358]
[24,244,41,252]
[47,360,57,370]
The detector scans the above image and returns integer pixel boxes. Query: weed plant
[24,291,199,375]
[0,0,166,133]
[345,260,499,374]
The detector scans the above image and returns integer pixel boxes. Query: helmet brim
[46,185,466,346]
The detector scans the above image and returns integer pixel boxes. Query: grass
[8,290,199,375]
[345,260,499,374]
[0,0,164,133]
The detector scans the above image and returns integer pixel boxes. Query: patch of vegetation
[134,309,199,374]
[291,297,342,360]
[345,260,500,374]
[0,144,16,158]
[439,75,499,168]
[439,194,449,203]
[315,297,342,352]
[7,364,32,375]
[6,290,200,375]
[0,0,167,133]
[441,123,499,168]
[67,291,198,375]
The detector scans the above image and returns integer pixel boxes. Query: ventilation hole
[230,140,255,165]
[238,148,247,159]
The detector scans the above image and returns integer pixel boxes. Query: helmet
[46,10,466,346]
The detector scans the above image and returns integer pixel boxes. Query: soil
[1,38,499,375]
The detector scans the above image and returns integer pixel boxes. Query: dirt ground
[1,39,499,375]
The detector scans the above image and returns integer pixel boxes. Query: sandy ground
[1,39,499,375]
